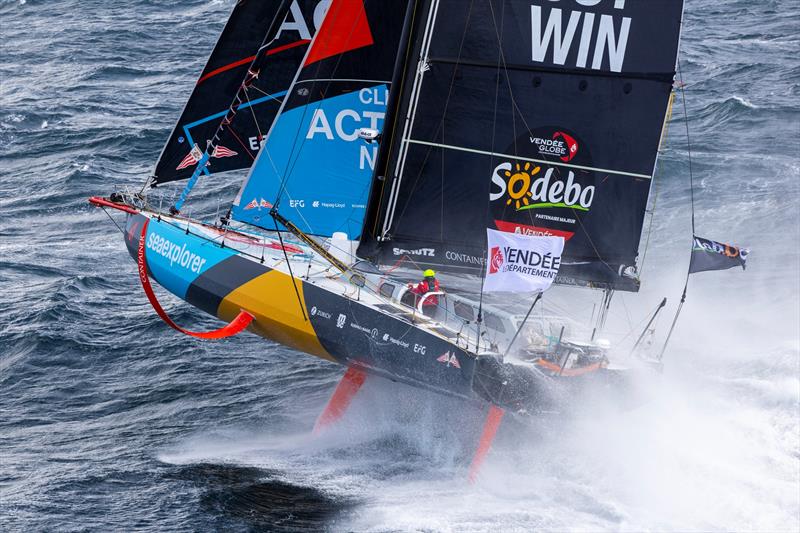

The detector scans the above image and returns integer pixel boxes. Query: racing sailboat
[91,0,686,478]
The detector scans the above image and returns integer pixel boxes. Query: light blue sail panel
[232,85,389,239]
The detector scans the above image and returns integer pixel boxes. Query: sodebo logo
[490,162,595,211]
[146,233,208,274]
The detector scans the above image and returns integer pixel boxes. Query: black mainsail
[358,0,684,291]
[152,0,324,185]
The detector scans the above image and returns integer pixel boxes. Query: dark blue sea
[1,0,798,531]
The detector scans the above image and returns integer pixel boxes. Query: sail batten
[359,0,684,292]
[403,139,653,179]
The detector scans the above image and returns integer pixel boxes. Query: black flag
[689,236,749,274]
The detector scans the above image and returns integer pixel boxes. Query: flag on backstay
[689,236,749,274]
[175,143,203,170]
[483,228,564,293]
[212,145,238,158]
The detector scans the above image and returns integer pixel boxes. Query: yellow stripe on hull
[217,268,335,362]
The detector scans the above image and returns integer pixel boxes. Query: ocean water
[1,0,799,531]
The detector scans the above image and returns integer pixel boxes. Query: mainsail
[358,0,685,291]
[152,0,326,185]
[231,0,413,239]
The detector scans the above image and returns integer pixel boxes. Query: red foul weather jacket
[409,279,440,306]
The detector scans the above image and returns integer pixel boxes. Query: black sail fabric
[358,0,684,291]
[152,0,326,185]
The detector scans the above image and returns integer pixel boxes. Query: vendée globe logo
[489,246,504,274]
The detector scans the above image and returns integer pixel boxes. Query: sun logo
[504,162,540,209]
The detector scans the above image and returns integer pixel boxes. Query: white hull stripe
[405,139,653,179]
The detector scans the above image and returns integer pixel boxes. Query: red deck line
[196,39,310,85]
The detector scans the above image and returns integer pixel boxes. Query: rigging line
[100,207,126,235]
[273,215,308,322]
[248,84,284,101]
[504,293,543,359]
[243,86,264,142]
[679,64,696,237]
[639,91,673,277]
[225,123,257,161]
[659,62,696,361]
[477,0,506,338]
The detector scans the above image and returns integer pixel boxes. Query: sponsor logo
[312,200,320,208]
[488,245,560,280]
[378,331,413,349]
[392,247,435,257]
[348,324,382,341]
[490,162,595,212]
[531,2,632,73]
[244,198,273,211]
[692,237,748,259]
[530,131,578,162]
[494,220,575,241]
[304,86,389,172]
[445,250,485,266]
[248,135,266,151]
[489,246,504,274]
[146,232,208,273]
[289,199,305,208]
[309,306,332,319]
[336,314,347,328]
[127,219,142,244]
[350,322,373,335]
[436,351,461,369]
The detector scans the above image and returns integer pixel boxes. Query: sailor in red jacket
[408,269,441,316]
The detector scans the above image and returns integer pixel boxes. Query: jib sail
[358,0,684,291]
[152,0,326,185]
[230,0,412,240]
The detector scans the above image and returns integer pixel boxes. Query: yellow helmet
[423,269,436,278]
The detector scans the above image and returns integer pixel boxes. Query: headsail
[358,0,685,291]
[231,0,413,240]
[152,0,326,185]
